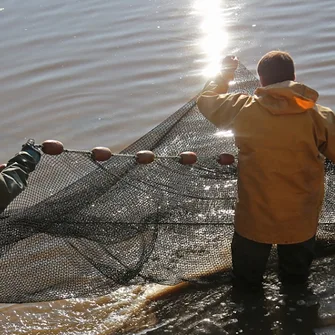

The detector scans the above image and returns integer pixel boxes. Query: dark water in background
[1,0,335,334]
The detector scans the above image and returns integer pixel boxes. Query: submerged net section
[0,65,334,303]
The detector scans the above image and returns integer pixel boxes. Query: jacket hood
[254,81,319,115]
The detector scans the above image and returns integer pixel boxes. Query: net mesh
[1,65,334,303]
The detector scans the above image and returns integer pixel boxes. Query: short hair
[257,51,295,86]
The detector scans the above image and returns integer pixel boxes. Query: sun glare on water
[192,0,229,78]
[215,130,234,137]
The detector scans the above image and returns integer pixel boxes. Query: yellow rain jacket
[197,80,335,244]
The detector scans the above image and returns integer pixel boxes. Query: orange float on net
[0,164,6,172]
[136,150,155,164]
[41,140,64,155]
[179,151,197,165]
[91,147,113,161]
[217,153,235,165]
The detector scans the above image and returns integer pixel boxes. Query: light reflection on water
[215,130,234,137]
[192,0,229,77]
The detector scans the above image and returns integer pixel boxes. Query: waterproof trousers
[231,231,315,289]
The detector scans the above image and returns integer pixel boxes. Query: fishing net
[1,64,334,303]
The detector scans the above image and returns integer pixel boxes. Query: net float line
[36,140,236,166]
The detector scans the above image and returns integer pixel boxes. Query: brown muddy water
[1,0,335,334]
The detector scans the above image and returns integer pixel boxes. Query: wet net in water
[1,64,334,303]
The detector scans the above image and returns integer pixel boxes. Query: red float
[41,140,64,155]
[91,147,113,161]
[136,150,155,164]
[217,153,235,165]
[179,151,197,165]
[0,164,6,172]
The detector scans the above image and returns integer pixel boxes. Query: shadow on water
[142,255,335,335]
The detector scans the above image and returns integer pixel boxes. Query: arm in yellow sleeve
[197,76,252,130]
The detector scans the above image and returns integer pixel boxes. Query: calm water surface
[1,0,335,334]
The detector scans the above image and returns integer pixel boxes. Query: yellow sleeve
[316,106,335,162]
[196,81,252,130]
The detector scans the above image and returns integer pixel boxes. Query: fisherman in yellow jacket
[197,51,335,288]
[0,139,41,213]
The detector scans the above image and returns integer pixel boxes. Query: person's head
[257,51,295,87]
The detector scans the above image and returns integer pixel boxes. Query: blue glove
[21,139,41,164]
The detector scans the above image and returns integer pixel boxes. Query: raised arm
[0,139,41,212]
[197,56,252,129]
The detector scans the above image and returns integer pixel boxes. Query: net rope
[0,64,334,303]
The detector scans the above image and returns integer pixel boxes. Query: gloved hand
[221,55,239,72]
[21,139,42,164]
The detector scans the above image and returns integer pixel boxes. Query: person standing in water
[197,51,335,289]
[0,139,41,213]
